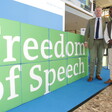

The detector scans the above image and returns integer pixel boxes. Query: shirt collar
[96,17,101,20]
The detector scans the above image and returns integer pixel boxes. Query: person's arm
[104,24,110,44]
[84,20,90,42]
[84,20,90,48]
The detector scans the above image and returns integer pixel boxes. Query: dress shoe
[96,75,102,80]
[104,79,112,84]
[87,77,93,82]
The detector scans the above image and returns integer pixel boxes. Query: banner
[0,18,88,111]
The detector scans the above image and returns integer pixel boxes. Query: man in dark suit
[84,6,107,81]
[104,7,112,83]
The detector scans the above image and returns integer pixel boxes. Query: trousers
[89,40,105,78]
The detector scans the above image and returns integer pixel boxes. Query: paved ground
[73,84,112,112]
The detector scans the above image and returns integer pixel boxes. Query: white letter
[0,82,4,100]
[6,65,20,100]
[73,63,79,76]
[41,40,53,59]
[23,38,38,60]
[66,41,74,57]
[54,34,65,58]
[57,66,65,81]
[74,42,85,56]
[30,65,42,92]
[66,65,73,78]
[3,36,20,62]
[44,69,56,94]
[78,58,84,74]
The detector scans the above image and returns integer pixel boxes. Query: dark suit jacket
[107,20,112,48]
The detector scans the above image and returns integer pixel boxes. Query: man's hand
[84,42,88,48]
[108,40,112,45]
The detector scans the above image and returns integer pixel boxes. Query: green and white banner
[0,18,88,111]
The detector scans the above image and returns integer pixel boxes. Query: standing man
[104,7,112,84]
[84,6,107,81]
